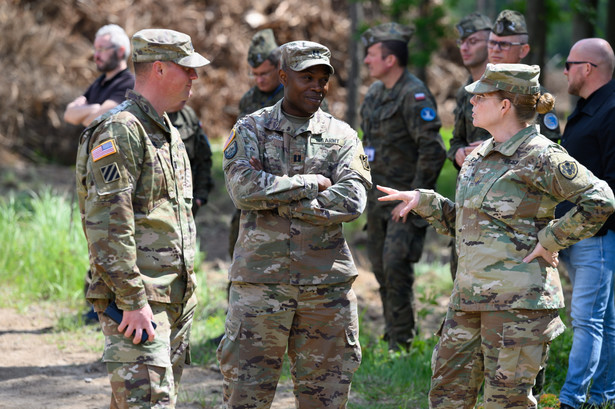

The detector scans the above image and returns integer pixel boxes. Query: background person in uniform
[218,41,371,408]
[359,22,446,351]
[448,12,492,171]
[556,38,615,409]
[75,29,210,409]
[64,24,134,127]
[446,12,492,282]
[488,10,561,143]
[377,63,615,409]
[228,28,284,261]
[168,105,214,216]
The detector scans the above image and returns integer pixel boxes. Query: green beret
[247,29,278,68]
[361,22,414,49]
[281,41,334,74]
[456,12,492,39]
[132,29,209,68]
[492,10,528,36]
[465,63,540,95]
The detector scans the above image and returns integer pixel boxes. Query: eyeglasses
[456,37,486,48]
[94,45,116,54]
[487,40,526,51]
[565,61,598,70]
[473,94,501,103]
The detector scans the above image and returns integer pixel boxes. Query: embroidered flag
[91,140,117,162]
[414,93,426,101]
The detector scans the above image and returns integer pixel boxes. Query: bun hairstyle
[536,93,555,115]
[496,90,556,124]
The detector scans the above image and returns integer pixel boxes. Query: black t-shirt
[83,68,134,105]
[555,80,615,235]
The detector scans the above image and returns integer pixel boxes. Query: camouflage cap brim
[176,53,210,68]
[465,63,541,95]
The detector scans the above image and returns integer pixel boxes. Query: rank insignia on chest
[91,140,117,162]
[558,161,578,180]
[293,153,302,162]
[100,162,120,183]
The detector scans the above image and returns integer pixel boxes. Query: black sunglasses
[565,61,598,70]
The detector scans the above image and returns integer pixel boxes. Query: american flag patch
[414,93,426,101]
[91,140,117,162]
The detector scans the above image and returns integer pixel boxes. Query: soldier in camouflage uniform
[219,41,372,408]
[359,22,446,351]
[75,29,210,409]
[228,29,284,260]
[377,63,615,409]
[168,105,214,216]
[448,13,492,171]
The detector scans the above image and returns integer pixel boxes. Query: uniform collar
[476,124,538,157]
[263,99,329,136]
[126,89,171,133]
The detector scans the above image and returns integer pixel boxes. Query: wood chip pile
[1,0,465,165]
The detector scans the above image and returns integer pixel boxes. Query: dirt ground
[0,162,450,409]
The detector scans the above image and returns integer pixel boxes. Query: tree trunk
[572,0,598,41]
[525,0,547,83]
[607,0,615,77]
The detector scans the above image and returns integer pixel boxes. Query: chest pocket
[306,136,342,179]
[262,133,286,176]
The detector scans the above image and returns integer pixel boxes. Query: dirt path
[0,266,387,409]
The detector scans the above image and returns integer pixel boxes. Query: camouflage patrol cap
[132,29,210,68]
[281,41,334,74]
[247,29,278,68]
[492,10,528,36]
[465,63,540,95]
[361,22,414,49]
[456,12,492,39]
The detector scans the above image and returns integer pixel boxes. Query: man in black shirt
[64,24,134,127]
[557,38,615,409]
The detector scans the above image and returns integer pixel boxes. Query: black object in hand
[103,301,157,344]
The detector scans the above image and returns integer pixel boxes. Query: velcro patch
[100,162,120,183]
[420,107,436,122]
[558,161,578,180]
[224,140,238,160]
[91,140,117,162]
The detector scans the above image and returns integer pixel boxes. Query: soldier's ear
[279,69,288,86]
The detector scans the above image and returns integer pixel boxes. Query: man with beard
[64,24,134,127]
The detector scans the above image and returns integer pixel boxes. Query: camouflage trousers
[429,308,565,409]
[217,280,362,409]
[367,204,427,349]
[95,294,197,409]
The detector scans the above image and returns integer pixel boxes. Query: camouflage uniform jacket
[76,90,197,312]
[223,99,372,284]
[238,84,285,118]
[360,69,446,207]
[448,78,561,168]
[413,125,615,311]
[168,106,214,203]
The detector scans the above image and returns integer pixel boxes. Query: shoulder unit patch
[558,161,578,180]
[100,162,120,183]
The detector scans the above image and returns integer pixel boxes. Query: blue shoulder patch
[420,107,436,122]
[543,112,559,130]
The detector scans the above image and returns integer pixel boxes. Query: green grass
[0,158,579,409]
